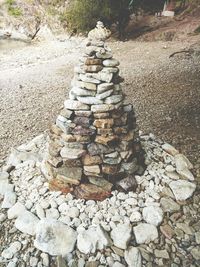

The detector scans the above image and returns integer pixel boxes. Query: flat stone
[64,100,89,110]
[15,211,39,236]
[96,51,112,59]
[0,171,9,180]
[93,118,114,128]
[1,241,22,259]
[49,179,73,194]
[77,96,103,105]
[96,89,113,100]
[121,160,139,174]
[87,142,113,156]
[93,112,110,119]
[91,104,115,112]
[72,126,96,136]
[191,247,200,260]
[116,175,137,192]
[72,80,97,91]
[82,154,102,165]
[63,158,82,167]
[103,59,120,67]
[34,219,77,256]
[174,153,193,170]
[84,165,101,174]
[154,249,169,259]
[134,223,158,244]
[103,156,121,165]
[71,87,96,97]
[161,143,179,156]
[73,116,92,127]
[77,225,110,254]
[56,166,82,185]
[102,164,120,174]
[124,247,142,267]
[195,232,200,244]
[177,168,194,181]
[97,82,114,93]
[102,67,119,74]
[142,206,163,226]
[169,180,196,201]
[176,223,194,235]
[105,95,123,104]
[95,135,119,146]
[74,184,111,201]
[60,147,86,159]
[160,197,180,212]
[160,224,175,239]
[79,74,100,84]
[88,177,113,191]
[75,110,92,117]
[110,223,132,249]
[1,191,17,209]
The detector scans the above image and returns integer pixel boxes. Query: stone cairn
[45,22,145,201]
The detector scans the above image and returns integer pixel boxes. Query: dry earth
[0,37,200,172]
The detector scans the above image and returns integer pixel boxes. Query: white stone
[0,182,14,196]
[0,171,9,180]
[103,59,119,67]
[7,202,27,219]
[161,143,179,156]
[124,247,142,267]
[30,257,38,267]
[134,223,158,244]
[1,191,17,209]
[125,198,137,206]
[1,241,21,259]
[169,180,196,201]
[177,168,194,181]
[15,211,39,236]
[34,219,77,256]
[40,253,49,267]
[77,96,103,105]
[0,213,6,222]
[36,204,45,219]
[64,99,89,110]
[68,207,80,218]
[130,211,142,222]
[39,199,50,209]
[46,208,60,219]
[142,206,163,226]
[110,223,131,249]
[113,263,125,267]
[77,225,110,254]
[174,154,193,170]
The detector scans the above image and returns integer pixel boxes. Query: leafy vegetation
[6,0,22,17]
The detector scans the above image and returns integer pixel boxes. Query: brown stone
[74,116,92,127]
[121,130,134,141]
[93,112,110,119]
[102,164,120,174]
[50,124,63,136]
[82,154,102,165]
[84,65,103,73]
[95,135,119,146]
[93,119,114,128]
[116,175,137,192]
[114,113,127,126]
[160,225,175,239]
[61,134,76,142]
[73,184,111,201]
[60,147,86,159]
[74,135,91,143]
[85,58,102,65]
[49,179,73,194]
[88,177,113,191]
[56,166,82,185]
[84,165,101,175]
[72,126,96,136]
[49,142,63,157]
[75,111,92,117]
[97,128,113,135]
[60,109,74,119]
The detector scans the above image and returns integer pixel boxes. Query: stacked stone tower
[45,22,144,201]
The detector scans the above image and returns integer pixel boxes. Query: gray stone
[97,83,114,93]
[169,180,196,201]
[191,247,200,260]
[177,168,194,181]
[110,223,131,249]
[64,100,89,111]
[160,197,180,213]
[105,95,123,104]
[34,219,77,256]
[71,87,96,97]
[174,154,193,170]
[96,51,112,59]
[91,104,115,112]
[103,59,119,67]
[134,223,158,244]
[96,89,113,100]
[121,160,138,174]
[154,249,169,259]
[195,232,200,244]
[60,147,86,159]
[79,74,100,84]
[124,247,142,267]
[77,96,103,105]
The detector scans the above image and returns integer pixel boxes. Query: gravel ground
[0,37,199,167]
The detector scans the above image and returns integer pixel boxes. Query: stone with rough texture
[0,171,9,180]
[154,249,169,259]
[1,191,17,209]
[105,95,123,104]
[161,143,179,156]
[160,197,180,213]
[77,96,103,105]
[34,219,77,256]
[1,241,22,259]
[91,104,115,113]
[64,100,89,110]
[60,147,86,159]
[110,224,132,249]
[103,59,119,67]
[124,247,142,267]
[77,225,110,254]
[15,211,39,236]
[74,184,111,201]
[160,224,175,239]
[169,180,196,201]
[134,223,158,244]
[7,202,27,219]
[142,206,163,226]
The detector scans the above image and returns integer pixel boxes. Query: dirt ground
[0,36,199,169]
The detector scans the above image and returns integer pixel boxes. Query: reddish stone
[160,224,175,239]
[73,184,111,201]
[74,116,92,127]
[49,179,73,194]
[93,118,114,128]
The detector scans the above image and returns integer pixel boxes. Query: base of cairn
[44,22,145,200]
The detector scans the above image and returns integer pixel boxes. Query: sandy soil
[0,37,199,169]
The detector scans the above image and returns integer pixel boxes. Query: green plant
[6,0,22,17]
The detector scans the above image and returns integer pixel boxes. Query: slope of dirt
[0,37,200,172]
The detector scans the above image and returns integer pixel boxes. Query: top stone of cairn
[45,22,145,201]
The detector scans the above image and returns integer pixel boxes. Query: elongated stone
[102,164,120,174]
[96,89,113,100]
[74,116,92,127]
[56,166,82,185]
[105,95,123,104]
[95,71,113,83]
[97,83,114,93]
[93,112,110,119]
[79,74,100,84]
[95,135,119,146]
[91,104,115,113]
[75,111,92,117]
[82,154,102,165]
[87,143,114,156]
[72,80,97,91]
[71,87,96,97]
[84,65,103,73]
[77,96,103,105]
[64,100,89,111]
[102,67,119,74]
[61,134,76,142]
[103,59,120,67]
[84,165,101,174]
[49,179,73,194]
[96,51,112,59]
[85,58,102,65]
[71,126,96,136]
[97,128,113,135]
[60,109,74,119]
[88,177,113,191]
[74,184,111,201]
[60,147,86,159]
